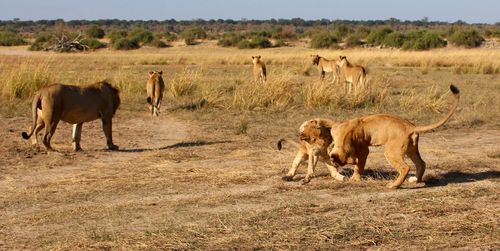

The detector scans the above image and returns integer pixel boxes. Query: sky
[0,0,498,24]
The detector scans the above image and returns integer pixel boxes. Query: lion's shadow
[288,168,500,187]
[116,140,231,153]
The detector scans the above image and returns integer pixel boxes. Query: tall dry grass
[0,57,54,99]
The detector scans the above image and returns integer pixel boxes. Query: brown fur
[278,118,346,184]
[22,81,121,152]
[329,85,460,188]
[252,56,267,84]
[310,54,340,83]
[146,71,165,116]
[337,56,367,94]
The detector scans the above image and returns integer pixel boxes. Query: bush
[162,32,177,42]
[181,27,207,45]
[81,38,106,49]
[310,32,339,49]
[0,31,28,46]
[237,36,272,49]
[366,27,393,45]
[28,32,55,51]
[107,30,128,44]
[344,34,363,48]
[383,32,406,48]
[148,38,168,48]
[128,27,154,44]
[218,32,246,47]
[85,25,105,39]
[402,30,446,50]
[449,30,484,48]
[112,38,139,50]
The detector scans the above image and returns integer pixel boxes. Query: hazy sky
[0,0,498,24]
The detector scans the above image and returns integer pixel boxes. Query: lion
[146,70,165,116]
[310,54,340,83]
[328,85,460,188]
[252,55,267,84]
[337,56,367,94]
[278,118,346,184]
[21,81,121,152]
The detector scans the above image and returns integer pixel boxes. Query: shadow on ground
[425,170,500,187]
[117,140,232,153]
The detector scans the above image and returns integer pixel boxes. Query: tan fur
[146,71,165,116]
[329,85,460,188]
[278,118,346,184]
[337,56,367,94]
[22,81,121,152]
[310,54,339,83]
[252,56,267,84]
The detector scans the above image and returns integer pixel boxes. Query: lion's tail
[22,93,41,140]
[413,85,460,133]
[277,138,301,150]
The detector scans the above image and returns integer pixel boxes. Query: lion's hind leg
[407,146,426,183]
[384,149,411,189]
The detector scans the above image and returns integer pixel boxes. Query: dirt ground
[0,108,499,250]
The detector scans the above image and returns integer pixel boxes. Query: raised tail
[277,138,301,150]
[22,93,41,140]
[413,85,460,133]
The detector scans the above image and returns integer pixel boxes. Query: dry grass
[0,44,499,250]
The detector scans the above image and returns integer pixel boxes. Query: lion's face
[299,119,332,146]
[251,55,261,64]
[311,55,320,65]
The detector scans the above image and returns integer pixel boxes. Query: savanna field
[0,43,499,249]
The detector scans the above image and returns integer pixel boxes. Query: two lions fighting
[279,85,460,188]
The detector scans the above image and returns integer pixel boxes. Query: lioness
[337,56,367,94]
[329,85,460,188]
[146,71,165,116]
[252,55,267,84]
[22,81,121,151]
[278,118,346,184]
[311,54,339,83]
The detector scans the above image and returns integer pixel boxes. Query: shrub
[28,32,55,51]
[148,38,168,48]
[107,30,128,44]
[383,32,406,48]
[85,25,105,39]
[310,32,339,49]
[449,30,484,48]
[81,38,106,49]
[344,34,363,48]
[237,36,272,49]
[402,30,446,50]
[112,38,139,50]
[218,32,246,47]
[366,27,393,45]
[128,27,154,44]
[181,27,207,45]
[162,32,177,42]
[0,31,28,46]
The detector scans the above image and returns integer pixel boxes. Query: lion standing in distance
[22,81,121,151]
[146,70,165,116]
[329,85,460,189]
[252,55,267,84]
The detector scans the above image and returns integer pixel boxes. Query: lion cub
[146,71,165,116]
[251,55,267,84]
[278,118,346,184]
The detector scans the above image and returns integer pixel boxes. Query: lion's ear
[251,56,255,59]
[149,71,154,76]
[158,71,163,75]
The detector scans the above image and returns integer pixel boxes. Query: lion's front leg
[72,123,83,151]
[101,116,118,150]
[283,151,306,181]
[303,153,319,184]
